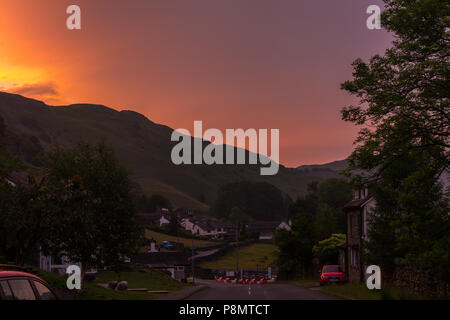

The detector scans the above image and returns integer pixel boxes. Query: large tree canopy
[274,179,352,277]
[342,0,449,179]
[43,141,142,279]
[342,0,450,277]
[213,181,285,221]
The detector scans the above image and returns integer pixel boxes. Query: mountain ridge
[0,91,346,212]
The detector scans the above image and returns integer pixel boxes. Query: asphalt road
[187,280,337,300]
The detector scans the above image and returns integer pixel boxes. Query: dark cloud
[9,82,58,97]
[6,82,64,105]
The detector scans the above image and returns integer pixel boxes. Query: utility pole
[191,236,195,284]
[235,223,239,277]
[176,212,180,250]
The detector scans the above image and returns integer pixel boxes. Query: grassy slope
[200,243,277,270]
[296,160,348,172]
[145,229,220,249]
[0,92,344,212]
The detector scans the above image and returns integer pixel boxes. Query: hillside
[296,160,348,175]
[0,92,345,212]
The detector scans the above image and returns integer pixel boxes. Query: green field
[200,243,277,270]
[145,229,220,249]
[36,266,186,300]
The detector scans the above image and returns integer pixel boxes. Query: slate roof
[343,195,374,211]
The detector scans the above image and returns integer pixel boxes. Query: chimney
[149,240,158,253]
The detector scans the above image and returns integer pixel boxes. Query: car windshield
[323,266,341,273]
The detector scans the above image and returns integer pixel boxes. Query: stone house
[342,188,376,283]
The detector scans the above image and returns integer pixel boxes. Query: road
[187,280,337,300]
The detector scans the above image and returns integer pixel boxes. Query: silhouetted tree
[214,181,285,221]
[341,0,450,277]
[42,141,142,285]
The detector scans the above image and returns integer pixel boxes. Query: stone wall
[392,266,449,298]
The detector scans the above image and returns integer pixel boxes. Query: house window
[349,214,353,236]
[351,248,359,267]
[349,247,359,267]
[362,210,366,237]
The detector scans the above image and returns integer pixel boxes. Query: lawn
[200,243,277,270]
[77,268,186,300]
[35,266,186,300]
[145,229,219,249]
[320,283,423,300]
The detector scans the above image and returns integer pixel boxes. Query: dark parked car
[0,266,59,300]
[319,265,347,286]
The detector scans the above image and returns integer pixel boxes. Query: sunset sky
[0,0,392,167]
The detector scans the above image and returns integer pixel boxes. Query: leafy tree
[364,151,450,276]
[286,182,318,221]
[198,194,206,203]
[229,206,251,225]
[274,179,351,277]
[213,181,285,221]
[341,0,449,178]
[0,175,58,265]
[228,206,251,273]
[137,194,172,212]
[43,141,142,283]
[313,233,346,265]
[274,198,317,277]
[283,193,293,211]
[229,206,252,237]
[314,204,338,240]
[316,178,352,233]
[168,212,181,235]
[341,0,450,277]
[0,117,39,263]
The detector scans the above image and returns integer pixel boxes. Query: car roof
[0,270,46,282]
[323,265,340,267]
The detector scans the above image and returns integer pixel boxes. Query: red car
[0,266,59,300]
[319,265,346,286]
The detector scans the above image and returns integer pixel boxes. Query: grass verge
[320,283,424,300]
[34,266,187,300]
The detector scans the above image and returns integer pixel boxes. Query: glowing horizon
[0,0,392,167]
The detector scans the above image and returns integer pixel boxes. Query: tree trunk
[80,262,88,291]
